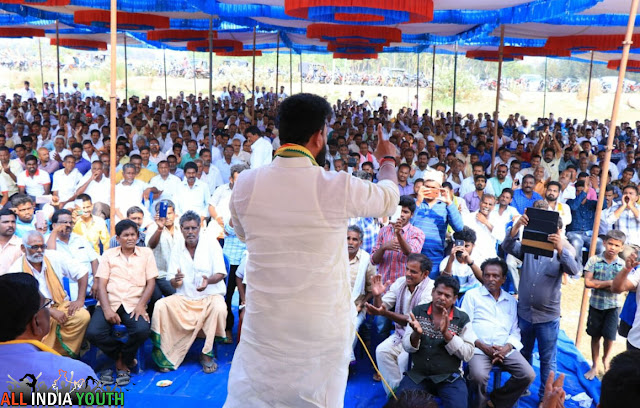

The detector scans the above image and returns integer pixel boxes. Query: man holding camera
[502,210,580,405]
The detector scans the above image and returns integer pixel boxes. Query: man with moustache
[463,194,500,264]
[225,93,399,408]
[0,208,22,273]
[6,230,90,357]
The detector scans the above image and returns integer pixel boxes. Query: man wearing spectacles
[5,230,90,358]
[0,274,96,396]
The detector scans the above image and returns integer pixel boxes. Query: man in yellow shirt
[114,154,156,183]
[72,193,109,255]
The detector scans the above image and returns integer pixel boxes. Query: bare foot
[602,357,610,373]
[584,366,598,380]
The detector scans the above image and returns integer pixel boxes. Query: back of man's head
[0,274,41,342]
[599,350,640,408]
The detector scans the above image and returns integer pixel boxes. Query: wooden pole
[416,51,420,113]
[431,45,435,116]
[208,15,214,150]
[576,0,640,348]
[55,20,61,117]
[37,38,44,98]
[275,31,280,109]
[491,25,505,176]
[193,51,197,96]
[163,48,167,100]
[108,0,117,233]
[124,33,128,101]
[452,43,458,120]
[585,51,595,121]
[251,26,256,125]
[300,53,303,93]
[543,57,548,118]
[289,48,293,96]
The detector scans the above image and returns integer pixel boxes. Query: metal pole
[431,45,435,116]
[251,26,256,125]
[124,33,128,101]
[491,25,505,176]
[193,51,197,96]
[163,48,167,100]
[416,51,420,113]
[275,31,280,109]
[108,0,117,232]
[208,15,213,150]
[543,57,548,117]
[576,0,640,348]
[452,43,458,120]
[289,48,293,96]
[55,20,61,117]
[38,38,44,98]
[585,51,595,121]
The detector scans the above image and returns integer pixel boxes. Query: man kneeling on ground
[151,210,227,373]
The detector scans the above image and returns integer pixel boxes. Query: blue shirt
[0,342,96,396]
[74,157,91,175]
[223,223,246,265]
[398,183,414,196]
[510,189,543,214]
[566,191,606,232]
[412,201,464,278]
[348,217,380,254]
[15,218,36,238]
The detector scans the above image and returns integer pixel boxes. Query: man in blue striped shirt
[412,176,464,278]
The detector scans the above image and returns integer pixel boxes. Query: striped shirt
[348,217,380,254]
[223,223,246,266]
[606,204,640,246]
[585,255,624,310]
[412,201,464,277]
[372,223,425,285]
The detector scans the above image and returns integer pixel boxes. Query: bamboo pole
[416,51,420,113]
[430,45,435,116]
[452,43,458,120]
[163,48,167,100]
[251,26,256,125]
[491,25,505,176]
[275,31,280,109]
[576,0,640,348]
[543,57,548,118]
[193,51,197,96]
[55,20,61,117]
[289,48,293,96]
[108,0,117,233]
[124,33,128,101]
[38,38,44,98]
[585,51,595,121]
[299,53,303,93]
[208,15,213,150]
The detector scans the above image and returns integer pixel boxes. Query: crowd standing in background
[1,79,640,408]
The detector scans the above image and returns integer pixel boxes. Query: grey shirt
[502,230,580,324]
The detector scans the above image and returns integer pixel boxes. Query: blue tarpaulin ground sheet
[102,302,600,408]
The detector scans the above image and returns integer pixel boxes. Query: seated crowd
[0,80,640,407]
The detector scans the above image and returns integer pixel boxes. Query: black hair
[24,154,37,164]
[501,188,514,197]
[244,125,261,137]
[71,142,83,150]
[453,226,477,244]
[474,174,487,182]
[407,253,432,274]
[11,193,33,207]
[433,275,460,297]
[277,93,332,146]
[399,195,417,214]
[51,209,72,224]
[77,193,92,203]
[179,210,201,227]
[480,257,508,277]
[347,224,364,241]
[126,206,144,217]
[0,207,16,219]
[382,389,438,408]
[600,351,640,408]
[115,219,139,237]
[184,161,198,173]
[0,273,41,342]
[546,181,562,190]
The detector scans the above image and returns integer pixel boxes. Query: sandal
[223,330,233,344]
[200,354,218,374]
[116,370,131,386]
[373,372,381,382]
[99,369,115,385]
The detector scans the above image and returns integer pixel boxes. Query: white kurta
[224,156,399,408]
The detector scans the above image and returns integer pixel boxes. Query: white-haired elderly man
[5,230,90,357]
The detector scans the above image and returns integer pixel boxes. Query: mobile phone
[158,201,168,218]
[455,239,465,248]
[35,210,46,228]
[389,205,402,223]
[347,157,357,168]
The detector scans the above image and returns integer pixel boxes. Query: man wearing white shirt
[214,145,241,181]
[463,194,501,264]
[19,81,35,101]
[460,163,496,197]
[151,210,227,372]
[17,155,51,197]
[75,161,111,217]
[149,161,181,203]
[461,258,535,408]
[209,163,247,226]
[175,162,210,219]
[81,82,96,100]
[148,139,167,164]
[246,126,272,169]
[52,155,82,208]
[225,94,399,408]
[114,163,149,222]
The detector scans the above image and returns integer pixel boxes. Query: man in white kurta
[225,92,400,408]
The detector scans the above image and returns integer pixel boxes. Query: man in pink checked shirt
[371,195,425,342]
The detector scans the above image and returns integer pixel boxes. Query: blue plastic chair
[62,276,97,307]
